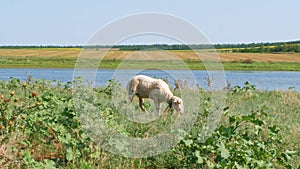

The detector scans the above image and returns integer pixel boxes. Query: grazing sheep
[127,75,184,115]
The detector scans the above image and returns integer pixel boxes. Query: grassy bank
[0,56,300,71]
[0,78,299,168]
[187,60,300,71]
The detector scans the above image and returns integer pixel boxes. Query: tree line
[1,40,299,53]
[230,43,300,53]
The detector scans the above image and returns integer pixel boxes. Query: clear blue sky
[1,0,299,45]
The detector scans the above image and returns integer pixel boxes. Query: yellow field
[0,48,80,58]
[1,48,300,62]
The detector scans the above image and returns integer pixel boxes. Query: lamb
[127,75,184,115]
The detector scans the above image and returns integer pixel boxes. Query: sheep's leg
[129,95,134,102]
[129,91,135,102]
[139,97,146,111]
[161,102,172,115]
[155,102,161,115]
[128,81,138,102]
[162,106,170,115]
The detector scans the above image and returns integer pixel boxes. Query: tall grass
[0,77,299,168]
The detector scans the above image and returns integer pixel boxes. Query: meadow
[0,77,299,168]
[0,48,300,70]
[0,47,299,168]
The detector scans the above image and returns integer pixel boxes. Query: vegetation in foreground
[0,77,299,168]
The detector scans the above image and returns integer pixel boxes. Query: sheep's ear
[176,99,182,104]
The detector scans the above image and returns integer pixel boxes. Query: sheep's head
[171,96,184,114]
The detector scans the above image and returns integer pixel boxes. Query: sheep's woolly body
[127,75,184,114]
[129,75,173,101]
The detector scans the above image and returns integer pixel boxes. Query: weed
[0,78,298,168]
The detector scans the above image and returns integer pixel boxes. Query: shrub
[0,78,298,168]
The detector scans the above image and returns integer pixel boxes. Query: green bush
[0,78,298,168]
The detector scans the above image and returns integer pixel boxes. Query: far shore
[0,48,299,71]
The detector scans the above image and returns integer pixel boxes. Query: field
[0,48,300,70]
[0,48,299,168]
[0,77,299,168]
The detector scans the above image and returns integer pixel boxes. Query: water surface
[0,68,299,91]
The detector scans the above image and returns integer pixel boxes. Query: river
[0,68,299,92]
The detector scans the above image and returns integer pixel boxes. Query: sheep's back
[130,75,173,101]
[134,75,155,98]
[150,79,173,101]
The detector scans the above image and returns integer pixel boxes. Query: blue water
[0,68,299,92]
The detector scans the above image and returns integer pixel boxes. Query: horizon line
[0,39,299,47]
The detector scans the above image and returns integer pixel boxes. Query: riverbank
[0,57,299,71]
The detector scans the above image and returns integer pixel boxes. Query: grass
[0,48,300,70]
[0,56,300,71]
[227,88,300,152]
[222,61,300,71]
[0,56,75,68]
[0,77,299,168]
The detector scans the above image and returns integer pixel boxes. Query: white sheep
[127,75,184,115]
